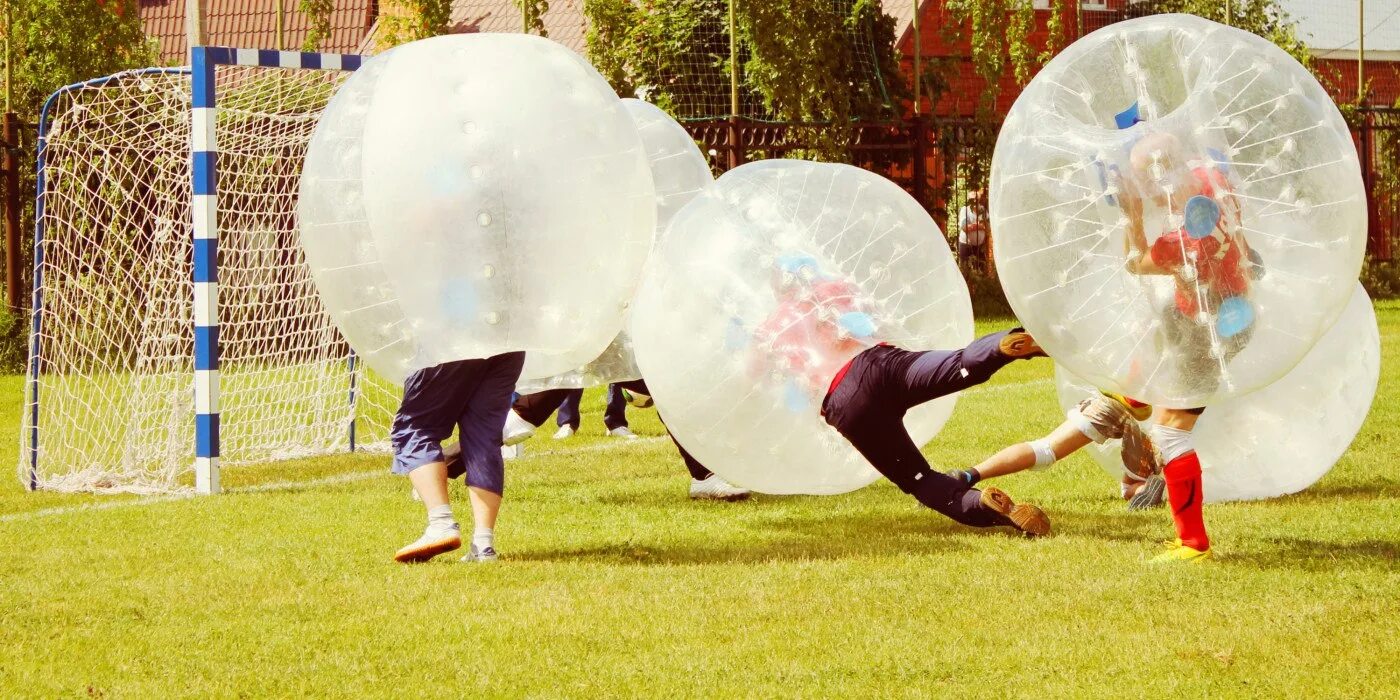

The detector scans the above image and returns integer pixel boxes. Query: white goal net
[20,57,400,494]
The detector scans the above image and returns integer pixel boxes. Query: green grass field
[2,311,1398,698]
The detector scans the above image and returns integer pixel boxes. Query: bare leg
[971,421,1093,481]
[407,461,450,509]
[467,486,501,532]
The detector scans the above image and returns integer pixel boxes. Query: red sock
[1163,452,1209,550]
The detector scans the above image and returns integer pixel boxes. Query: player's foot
[502,409,535,446]
[553,425,576,440]
[999,328,1047,359]
[462,544,499,563]
[620,387,654,409]
[689,475,751,501]
[607,426,639,440]
[979,486,1051,536]
[1102,391,1153,421]
[1127,474,1166,511]
[1148,541,1211,564]
[393,525,461,563]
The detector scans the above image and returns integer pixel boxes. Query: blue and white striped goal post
[189,47,364,494]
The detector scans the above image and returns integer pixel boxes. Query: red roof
[447,0,587,53]
[140,0,376,64]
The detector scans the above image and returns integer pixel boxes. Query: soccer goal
[19,47,401,495]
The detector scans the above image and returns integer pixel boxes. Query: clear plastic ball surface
[298,34,655,383]
[630,160,973,495]
[518,98,713,392]
[1055,283,1378,502]
[991,14,1365,408]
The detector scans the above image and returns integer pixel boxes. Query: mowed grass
[2,311,1399,698]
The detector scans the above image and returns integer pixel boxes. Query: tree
[585,0,901,124]
[300,0,334,51]
[3,0,155,119]
[376,0,453,50]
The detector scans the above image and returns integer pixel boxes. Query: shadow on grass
[504,509,1028,565]
[1258,479,1400,504]
[1220,538,1400,572]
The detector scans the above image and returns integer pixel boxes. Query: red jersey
[1149,167,1249,317]
[753,277,870,391]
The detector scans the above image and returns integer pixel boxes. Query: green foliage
[583,0,900,128]
[736,0,900,124]
[377,0,453,49]
[300,0,335,51]
[1361,259,1400,300]
[965,267,1013,316]
[2,0,155,119]
[942,0,1062,117]
[515,0,551,36]
[1128,0,1313,70]
[584,0,735,116]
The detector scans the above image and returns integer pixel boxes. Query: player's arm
[1118,186,1170,275]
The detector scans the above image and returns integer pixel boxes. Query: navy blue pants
[556,386,629,430]
[822,331,1019,527]
[390,352,526,495]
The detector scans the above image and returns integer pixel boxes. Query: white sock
[427,504,457,535]
[473,527,494,552]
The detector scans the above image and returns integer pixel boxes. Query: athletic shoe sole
[689,491,751,502]
[980,487,1051,537]
[502,429,533,447]
[1127,474,1166,511]
[393,535,461,563]
[999,332,1047,359]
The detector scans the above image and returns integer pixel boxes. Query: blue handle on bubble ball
[1184,195,1222,240]
[1216,296,1255,338]
[838,311,876,339]
[1114,101,1142,129]
[776,252,822,275]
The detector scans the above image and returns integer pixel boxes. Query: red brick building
[894,0,1400,117]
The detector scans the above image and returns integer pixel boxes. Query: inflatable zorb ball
[298,34,655,383]
[1055,283,1378,502]
[991,14,1365,408]
[631,161,973,495]
[518,98,713,392]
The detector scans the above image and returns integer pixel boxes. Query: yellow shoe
[1148,541,1211,564]
[1102,391,1153,421]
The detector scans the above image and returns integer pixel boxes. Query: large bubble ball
[519,98,713,392]
[1055,283,1378,502]
[298,34,655,383]
[991,14,1365,408]
[631,160,973,495]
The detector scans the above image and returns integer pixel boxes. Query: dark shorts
[390,352,526,494]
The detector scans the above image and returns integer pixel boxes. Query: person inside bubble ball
[1103,129,1259,563]
[751,251,1053,536]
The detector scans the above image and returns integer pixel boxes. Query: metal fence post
[3,111,19,312]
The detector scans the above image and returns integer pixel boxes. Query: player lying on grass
[391,352,524,564]
[756,252,1052,536]
[503,386,750,500]
[950,392,1166,510]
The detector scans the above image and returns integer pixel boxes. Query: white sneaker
[393,524,461,563]
[553,425,575,440]
[462,544,499,563]
[689,475,751,501]
[501,443,524,460]
[607,426,639,440]
[502,409,535,446]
